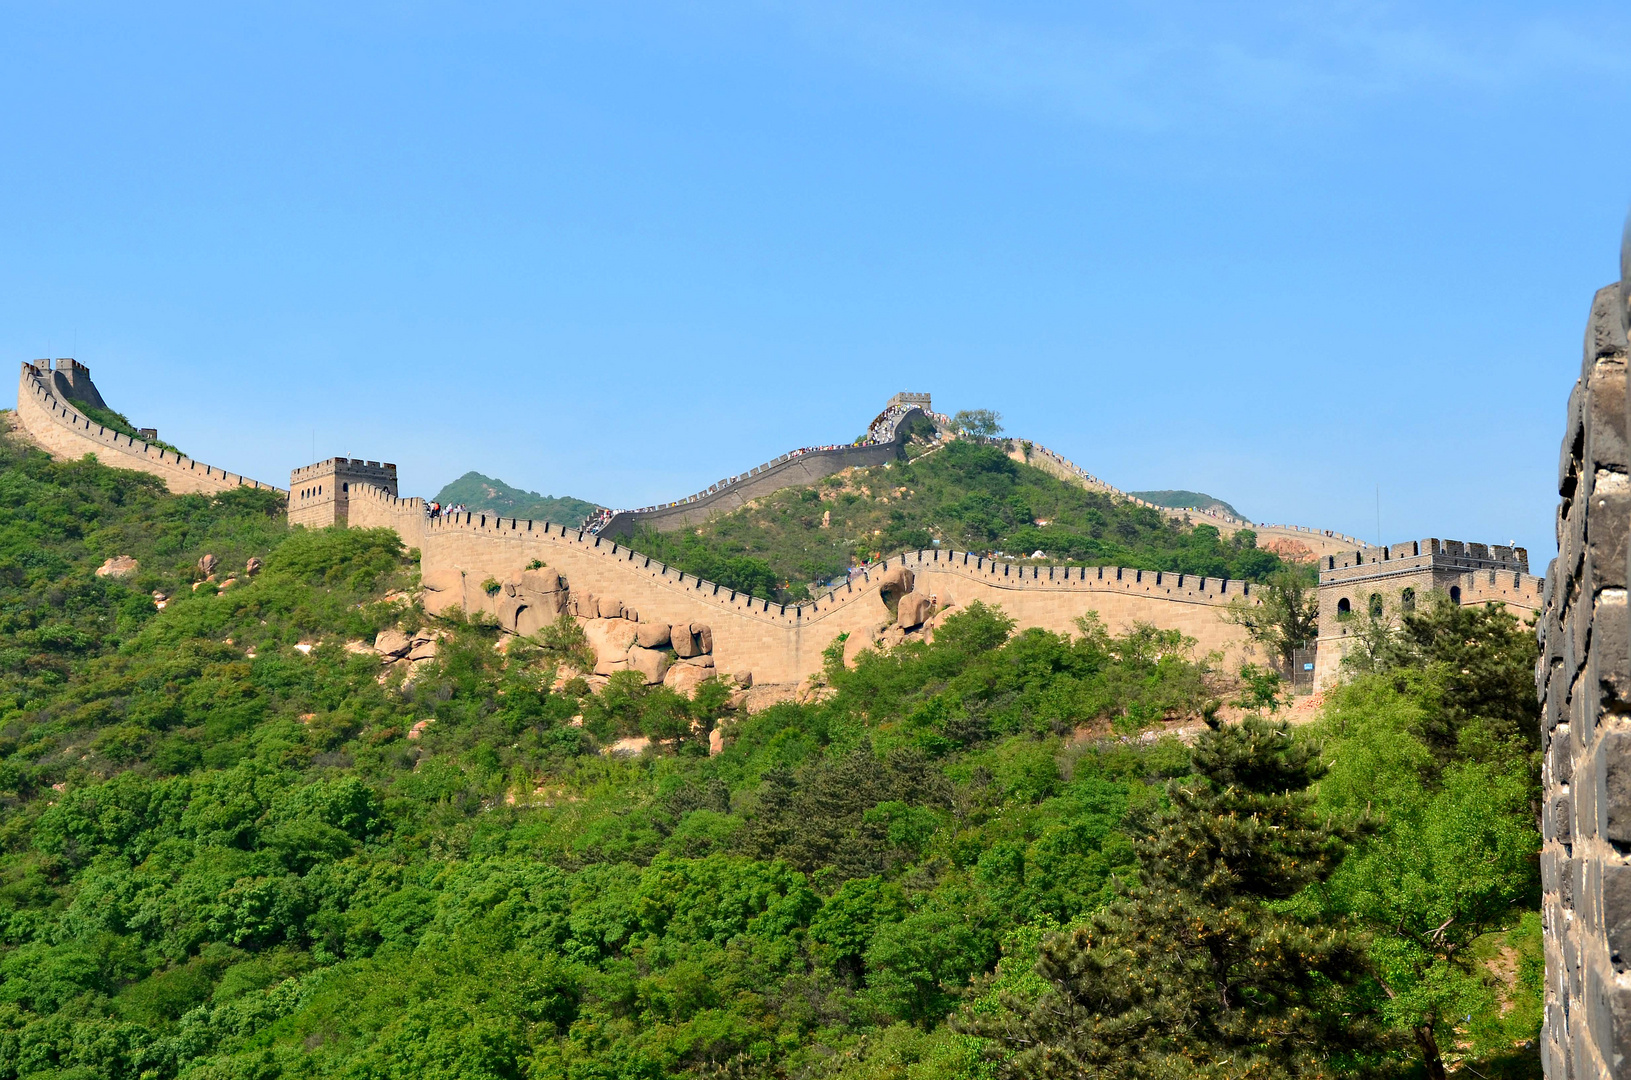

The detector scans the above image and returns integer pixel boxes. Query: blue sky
[3,2,1627,562]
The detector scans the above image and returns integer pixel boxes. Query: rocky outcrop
[95,556,139,579]
[896,589,934,630]
[626,646,672,684]
[495,567,569,636]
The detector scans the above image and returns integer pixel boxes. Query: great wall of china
[16,219,1631,1078]
[5,357,1540,703]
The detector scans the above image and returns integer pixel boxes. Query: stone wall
[348,483,1269,690]
[597,407,930,538]
[1538,268,1631,1080]
[11,361,283,497]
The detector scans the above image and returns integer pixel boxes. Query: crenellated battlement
[349,481,1261,631]
[11,361,284,496]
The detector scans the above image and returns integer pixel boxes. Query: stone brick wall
[348,483,1271,689]
[597,407,935,538]
[1538,270,1631,1080]
[11,361,283,497]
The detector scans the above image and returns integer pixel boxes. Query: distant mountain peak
[433,471,602,528]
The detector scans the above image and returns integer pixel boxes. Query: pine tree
[969,717,1380,1079]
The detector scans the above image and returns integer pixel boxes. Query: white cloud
[758,1,1627,130]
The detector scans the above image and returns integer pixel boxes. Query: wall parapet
[13,361,284,496]
[352,482,1261,630]
[595,405,933,537]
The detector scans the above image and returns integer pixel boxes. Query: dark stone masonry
[1539,223,1631,1080]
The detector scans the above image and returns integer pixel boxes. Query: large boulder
[573,592,598,618]
[245,557,263,577]
[693,623,713,654]
[664,660,716,698]
[897,590,934,630]
[95,556,139,579]
[583,618,638,670]
[876,565,913,601]
[597,597,625,620]
[374,628,413,659]
[498,568,569,635]
[635,622,671,649]
[625,645,672,685]
[672,623,701,658]
[197,553,218,576]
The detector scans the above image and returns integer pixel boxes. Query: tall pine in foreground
[970,717,1379,1079]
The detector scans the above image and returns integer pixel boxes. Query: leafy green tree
[951,409,1004,438]
[969,717,1376,1079]
[1222,566,1319,672]
[1311,672,1540,1078]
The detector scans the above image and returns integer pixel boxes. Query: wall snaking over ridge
[596,406,930,538]
[348,482,1267,691]
[11,361,284,497]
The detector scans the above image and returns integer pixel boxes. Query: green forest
[630,440,1292,604]
[0,430,1541,1079]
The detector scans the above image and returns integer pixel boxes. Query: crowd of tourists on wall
[425,501,468,519]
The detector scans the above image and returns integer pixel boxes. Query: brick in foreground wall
[1539,257,1631,1079]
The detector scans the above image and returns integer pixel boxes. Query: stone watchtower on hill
[288,458,397,528]
[1312,538,1543,688]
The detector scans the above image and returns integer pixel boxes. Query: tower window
[1368,594,1383,619]
[1401,587,1415,611]
[1337,597,1351,617]
[1449,585,1461,603]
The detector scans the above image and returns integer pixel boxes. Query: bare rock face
[245,557,263,577]
[573,592,598,618]
[876,565,913,600]
[583,618,638,672]
[498,568,568,636]
[625,645,672,685]
[842,628,878,668]
[664,662,716,698]
[593,653,630,677]
[897,590,934,630]
[635,623,671,649]
[693,623,713,654]
[672,624,701,658]
[406,636,439,662]
[197,553,218,576]
[597,597,624,620]
[95,556,139,579]
[374,628,413,658]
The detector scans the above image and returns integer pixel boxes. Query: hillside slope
[631,439,1289,602]
[433,470,600,526]
[0,429,1541,1078]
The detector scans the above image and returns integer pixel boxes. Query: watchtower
[289,458,397,528]
[1312,538,1542,687]
[29,358,110,412]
